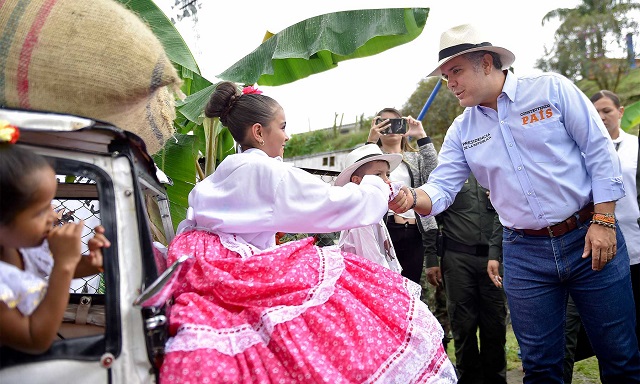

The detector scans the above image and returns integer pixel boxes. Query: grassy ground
[442,324,601,383]
[421,277,603,383]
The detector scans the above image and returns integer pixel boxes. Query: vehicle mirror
[133,255,193,309]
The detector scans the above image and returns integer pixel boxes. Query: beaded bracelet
[593,212,615,218]
[593,213,615,223]
[592,219,615,228]
[408,187,418,210]
[592,213,615,228]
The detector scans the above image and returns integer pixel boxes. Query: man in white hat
[391,23,640,382]
[335,144,404,273]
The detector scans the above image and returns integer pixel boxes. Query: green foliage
[153,133,199,227]
[284,130,329,157]
[116,0,216,231]
[121,2,435,230]
[402,77,463,151]
[284,128,370,158]
[622,100,640,131]
[577,66,640,132]
[537,0,640,85]
[218,8,429,86]
[573,357,601,382]
[445,326,600,381]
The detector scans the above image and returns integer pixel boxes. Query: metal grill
[54,176,103,294]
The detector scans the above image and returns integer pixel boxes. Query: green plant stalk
[203,117,217,177]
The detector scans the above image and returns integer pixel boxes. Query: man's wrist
[408,187,418,210]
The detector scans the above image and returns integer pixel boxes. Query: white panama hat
[334,144,403,187]
[428,24,515,77]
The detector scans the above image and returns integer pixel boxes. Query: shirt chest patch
[463,133,492,150]
[520,104,554,126]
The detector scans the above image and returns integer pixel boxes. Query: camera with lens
[376,117,407,135]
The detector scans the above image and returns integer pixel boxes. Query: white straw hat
[334,144,402,187]
[428,24,515,77]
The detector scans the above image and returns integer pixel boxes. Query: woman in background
[368,108,439,284]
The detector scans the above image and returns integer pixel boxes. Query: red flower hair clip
[0,120,20,144]
[242,85,263,95]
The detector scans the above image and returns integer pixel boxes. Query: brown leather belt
[516,203,593,238]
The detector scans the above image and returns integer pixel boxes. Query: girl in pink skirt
[160,82,457,384]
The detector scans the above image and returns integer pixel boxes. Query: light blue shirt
[421,71,624,230]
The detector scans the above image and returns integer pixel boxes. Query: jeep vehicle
[0,108,186,383]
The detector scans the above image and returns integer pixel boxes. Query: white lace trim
[362,279,457,383]
[165,245,345,355]
[217,232,261,260]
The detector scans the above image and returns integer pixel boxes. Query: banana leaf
[621,100,640,131]
[153,133,200,226]
[117,0,200,75]
[116,3,430,231]
[218,8,429,86]
[117,0,218,230]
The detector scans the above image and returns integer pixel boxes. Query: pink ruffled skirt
[160,230,456,383]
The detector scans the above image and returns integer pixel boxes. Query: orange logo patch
[520,104,553,125]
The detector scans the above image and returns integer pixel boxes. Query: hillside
[284,127,370,158]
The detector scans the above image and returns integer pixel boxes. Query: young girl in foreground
[160,82,456,383]
[0,125,110,354]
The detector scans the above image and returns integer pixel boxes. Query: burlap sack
[0,0,181,154]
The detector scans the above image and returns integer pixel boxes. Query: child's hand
[87,225,110,269]
[47,220,84,271]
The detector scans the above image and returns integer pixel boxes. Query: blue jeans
[502,221,640,383]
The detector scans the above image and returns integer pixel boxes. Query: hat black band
[356,153,382,163]
[439,42,492,61]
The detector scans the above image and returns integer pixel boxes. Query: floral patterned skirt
[160,230,456,383]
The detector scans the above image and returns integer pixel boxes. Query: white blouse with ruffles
[177,148,392,250]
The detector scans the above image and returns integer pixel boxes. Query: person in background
[368,108,452,348]
[336,144,403,273]
[367,108,438,284]
[563,90,640,382]
[0,126,109,354]
[590,89,640,350]
[428,174,507,383]
[394,23,640,382]
[159,82,457,383]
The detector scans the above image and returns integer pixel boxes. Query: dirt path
[507,368,524,383]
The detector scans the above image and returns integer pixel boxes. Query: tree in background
[536,0,640,91]
[402,77,464,150]
[168,0,201,23]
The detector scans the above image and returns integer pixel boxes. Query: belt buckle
[547,226,554,237]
